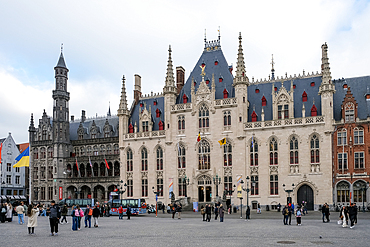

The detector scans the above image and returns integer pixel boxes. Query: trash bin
[233,206,237,213]
[266,205,269,211]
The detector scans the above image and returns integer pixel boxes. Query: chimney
[71,115,74,122]
[134,74,142,105]
[176,66,185,94]
[81,110,86,123]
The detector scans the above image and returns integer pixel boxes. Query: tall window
[250,139,258,166]
[178,178,185,196]
[345,102,354,122]
[354,152,364,169]
[33,148,38,159]
[106,145,112,155]
[310,135,320,163]
[7,163,11,172]
[278,105,288,119]
[156,147,163,170]
[87,146,92,156]
[290,136,299,164]
[141,148,148,171]
[48,166,53,179]
[15,176,20,185]
[100,146,106,156]
[33,167,38,180]
[337,181,350,203]
[354,128,364,144]
[337,129,347,145]
[142,121,149,132]
[178,115,185,130]
[93,146,98,156]
[198,140,210,170]
[338,153,348,170]
[141,179,148,197]
[127,149,133,172]
[6,175,11,184]
[48,187,53,200]
[157,178,163,197]
[199,104,209,129]
[40,187,45,200]
[114,145,119,155]
[127,179,133,197]
[178,144,186,168]
[15,167,20,173]
[42,129,47,140]
[40,148,46,159]
[48,147,53,158]
[269,138,278,165]
[270,175,278,195]
[78,133,83,140]
[224,176,232,196]
[223,142,232,166]
[251,176,258,195]
[224,111,231,126]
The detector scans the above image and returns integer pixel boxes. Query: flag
[197,132,201,142]
[76,158,79,172]
[89,156,93,167]
[105,159,110,169]
[13,147,30,168]
[218,137,226,146]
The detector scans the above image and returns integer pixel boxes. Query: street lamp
[116,180,127,201]
[283,183,295,205]
[238,178,251,219]
[213,174,221,199]
[356,182,369,212]
[183,175,190,197]
[152,186,161,217]
[245,176,250,211]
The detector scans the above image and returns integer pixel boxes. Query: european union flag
[13,146,29,168]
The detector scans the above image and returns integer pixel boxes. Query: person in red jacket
[118,205,124,220]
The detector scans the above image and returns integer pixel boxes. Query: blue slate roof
[56,52,67,68]
[333,76,370,121]
[177,48,234,103]
[129,96,165,132]
[69,116,119,140]
[247,76,322,122]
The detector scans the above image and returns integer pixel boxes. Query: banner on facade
[169,178,173,199]
[59,187,63,200]
[236,175,242,198]
[193,202,198,212]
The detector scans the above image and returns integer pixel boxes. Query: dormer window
[274,87,277,91]
[343,84,348,89]
[183,94,188,104]
[223,88,229,99]
[158,121,164,130]
[128,123,134,133]
[255,89,259,93]
[156,108,161,118]
[153,100,157,106]
[251,111,257,122]
[293,84,296,89]
[214,61,218,65]
[302,91,307,102]
[310,82,315,87]
[142,121,149,132]
[219,77,223,82]
[345,102,354,122]
[261,96,267,106]
[140,102,143,107]
[206,79,209,85]
[311,105,317,116]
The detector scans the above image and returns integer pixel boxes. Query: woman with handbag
[27,203,39,234]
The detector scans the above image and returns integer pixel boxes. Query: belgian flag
[218,138,226,146]
[197,132,201,142]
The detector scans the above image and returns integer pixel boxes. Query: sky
[1,0,370,144]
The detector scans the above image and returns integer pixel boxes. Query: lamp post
[213,174,221,199]
[357,182,369,212]
[283,183,295,205]
[116,180,127,201]
[1,180,5,204]
[183,175,190,197]
[245,176,250,211]
[152,186,161,217]
[239,180,244,219]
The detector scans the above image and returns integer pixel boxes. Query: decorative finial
[271,54,275,80]
[218,26,220,40]
[204,29,207,43]
[61,43,63,53]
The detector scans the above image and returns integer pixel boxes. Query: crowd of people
[200,202,225,222]
[339,203,358,229]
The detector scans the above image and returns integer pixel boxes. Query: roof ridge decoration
[250,70,321,85]
[55,43,68,69]
[163,45,176,95]
[204,28,221,52]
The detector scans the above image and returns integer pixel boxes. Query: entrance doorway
[297,185,314,210]
[198,175,212,202]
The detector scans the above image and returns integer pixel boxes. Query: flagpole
[29,143,32,204]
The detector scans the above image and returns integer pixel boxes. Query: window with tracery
[178,115,185,130]
[177,144,186,168]
[141,148,148,171]
[270,175,278,195]
[127,149,133,172]
[345,102,354,122]
[310,135,320,164]
[250,139,258,166]
[199,104,209,129]
[223,142,232,166]
[156,147,163,170]
[278,105,289,119]
[224,111,231,126]
[290,136,299,164]
[269,138,278,165]
[198,140,210,170]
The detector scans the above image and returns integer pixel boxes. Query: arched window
[93,163,98,177]
[114,144,119,154]
[141,148,148,171]
[40,147,46,159]
[156,147,163,170]
[311,105,317,116]
[251,111,257,122]
[100,145,105,156]
[127,149,133,172]
[345,102,354,122]
[87,146,92,156]
[33,148,38,159]
[81,147,85,156]
[106,145,112,155]
[336,181,350,203]
[199,104,209,129]
[47,147,53,158]
[261,96,266,106]
[302,91,307,102]
[250,139,258,166]
[310,135,320,164]
[290,136,299,164]
[178,116,185,130]
[114,161,120,176]
[198,140,210,170]
[223,142,232,166]
[224,111,231,126]
[337,129,347,145]
[178,144,186,168]
[353,181,367,203]
[269,138,278,165]
[354,127,364,144]
[100,163,105,176]
[93,146,98,156]
[80,164,85,177]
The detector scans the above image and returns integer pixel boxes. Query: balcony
[124,130,166,140]
[171,103,192,113]
[214,98,237,108]
[64,176,120,184]
[244,116,325,130]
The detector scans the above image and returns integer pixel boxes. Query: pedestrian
[0,203,6,223]
[282,205,289,225]
[100,205,104,217]
[77,205,84,230]
[296,206,302,226]
[127,204,131,220]
[353,203,358,224]
[6,203,13,222]
[200,205,205,221]
[162,204,165,214]
[214,205,219,220]
[92,205,100,227]
[246,206,250,221]
[60,204,68,224]
[348,204,357,229]
[257,203,261,214]
[40,204,47,216]
[219,204,224,222]
[27,203,39,235]
[84,205,92,228]
[16,203,25,224]
[303,201,308,215]
[288,203,292,225]
[47,200,61,236]
[325,204,330,222]
[118,205,124,220]
[22,202,28,217]
[277,203,281,212]
[71,206,79,231]
[321,203,327,222]
[205,204,211,222]
[177,203,182,219]
[340,205,348,228]
[105,204,110,217]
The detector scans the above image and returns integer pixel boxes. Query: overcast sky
[1,0,370,144]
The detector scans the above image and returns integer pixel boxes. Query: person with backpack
[84,205,92,228]
[71,206,79,231]
[47,200,61,236]
[282,205,289,225]
[296,206,302,226]
[77,205,84,230]
[60,204,68,224]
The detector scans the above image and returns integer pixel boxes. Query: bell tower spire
[163,45,176,95]
[233,32,249,86]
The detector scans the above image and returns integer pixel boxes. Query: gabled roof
[69,116,119,140]
[56,52,67,69]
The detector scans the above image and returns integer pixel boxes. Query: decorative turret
[271,54,275,80]
[163,45,177,95]
[233,32,249,86]
[28,113,36,143]
[118,75,129,116]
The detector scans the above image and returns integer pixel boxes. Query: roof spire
[61,43,63,53]
[271,54,275,80]
[118,75,129,116]
[163,45,176,95]
[218,26,220,41]
[319,42,335,95]
[204,29,207,47]
[233,32,249,86]
[56,44,67,68]
[107,101,111,117]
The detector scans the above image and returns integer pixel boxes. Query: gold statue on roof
[200,64,206,76]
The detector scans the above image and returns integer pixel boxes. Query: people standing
[84,205,92,228]
[340,205,348,228]
[77,205,84,230]
[288,203,292,225]
[296,206,302,226]
[60,204,68,224]
[0,203,6,223]
[16,203,25,224]
[127,204,131,220]
[100,205,104,217]
[118,205,123,220]
[6,203,13,222]
[171,203,176,219]
[71,206,79,231]
[47,200,60,236]
[321,203,327,222]
[177,203,182,219]
[92,205,100,227]
[200,205,205,221]
[353,203,358,224]
[27,203,39,235]
[246,206,250,221]
[205,204,211,222]
[219,204,224,222]
[282,205,289,225]
[325,204,330,222]
[348,204,357,229]
[214,205,219,220]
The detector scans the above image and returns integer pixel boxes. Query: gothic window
[178,115,185,130]
[251,175,258,195]
[141,147,148,171]
[251,111,257,122]
[33,148,38,159]
[223,142,232,166]
[128,123,134,133]
[311,105,317,116]
[250,139,258,166]
[310,135,320,164]
[79,164,85,177]
[354,127,364,144]
[34,167,39,180]
[156,147,163,170]
[40,148,46,159]
[78,133,84,140]
[127,149,133,172]
[224,111,231,126]
[87,146,92,156]
[177,144,186,169]
[42,128,47,140]
[199,104,209,129]
[114,162,120,176]
[345,102,355,122]
[270,175,278,195]
[337,129,347,145]
[178,178,185,196]
[142,121,149,132]
[302,91,307,102]
[106,145,112,155]
[337,181,350,203]
[224,176,232,196]
[338,153,348,170]
[157,178,163,197]
[100,163,105,176]
[269,138,278,165]
[262,96,266,106]
[47,147,53,158]
[278,105,289,119]
[354,152,364,169]
[100,145,105,155]
[81,147,85,156]
[142,179,148,197]
[289,136,299,164]
[91,132,96,139]
[198,140,210,170]
[93,146,98,156]
[127,179,133,197]
[93,163,98,177]
[104,131,110,138]
[114,144,119,154]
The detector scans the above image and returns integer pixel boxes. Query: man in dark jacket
[47,200,61,236]
[205,204,211,222]
[177,203,182,219]
[321,203,327,222]
[92,205,100,227]
[325,204,330,222]
[348,204,357,228]
[127,204,131,220]
[288,204,292,225]
[282,205,289,225]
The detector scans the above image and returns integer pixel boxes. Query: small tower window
[206,79,209,85]
[158,121,164,130]
[156,108,161,118]
[311,105,317,116]
[251,111,257,122]
[261,96,267,106]
[219,77,223,82]
[310,82,315,87]
[293,84,296,89]
[255,89,259,93]
[343,84,348,89]
[223,88,229,99]
[128,123,134,133]
[183,94,188,104]
[274,87,277,91]
[302,91,307,102]
[153,100,157,106]
[215,61,218,65]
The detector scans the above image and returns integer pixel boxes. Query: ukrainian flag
[13,147,29,168]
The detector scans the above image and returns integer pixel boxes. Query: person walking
[16,203,25,224]
[353,203,358,224]
[84,205,92,228]
[245,206,251,221]
[118,205,124,220]
[340,205,348,228]
[348,204,357,229]
[100,205,104,217]
[200,205,205,221]
[171,203,176,219]
[77,205,84,230]
[22,202,28,217]
[60,204,68,224]
[47,200,61,236]
[127,204,131,220]
[205,204,211,222]
[0,203,6,223]
[40,204,47,217]
[27,203,39,235]
[321,203,327,222]
[93,205,100,227]
[219,204,224,222]
[296,206,302,226]
[325,204,330,222]
[282,205,289,225]
[214,205,219,220]
[177,203,182,219]
[6,203,13,222]
[288,203,292,225]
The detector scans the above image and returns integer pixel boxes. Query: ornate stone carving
[250,166,258,175]
[223,167,232,176]
[156,171,163,178]
[178,169,186,177]
[141,171,148,179]
[126,172,133,179]
[269,165,278,174]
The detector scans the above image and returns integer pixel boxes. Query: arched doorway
[297,184,314,210]
[197,175,212,202]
